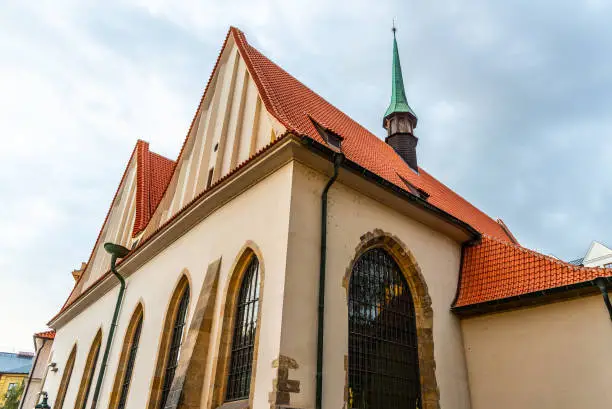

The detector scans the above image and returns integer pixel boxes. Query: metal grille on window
[118,315,143,409]
[348,248,421,409]
[160,286,190,408]
[226,257,260,401]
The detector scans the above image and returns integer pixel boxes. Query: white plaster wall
[83,159,138,290]
[21,339,53,409]
[281,162,471,409]
[462,295,612,409]
[46,163,294,409]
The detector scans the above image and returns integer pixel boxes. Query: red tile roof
[133,141,175,236]
[34,330,55,340]
[454,235,612,308]
[60,27,599,324]
[230,28,512,242]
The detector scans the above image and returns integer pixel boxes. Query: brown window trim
[54,344,77,409]
[108,303,144,409]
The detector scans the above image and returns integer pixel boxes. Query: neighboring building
[34,27,612,409]
[0,352,33,407]
[19,331,55,409]
[569,240,612,268]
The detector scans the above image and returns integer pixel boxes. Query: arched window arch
[147,276,190,409]
[225,256,260,401]
[211,246,264,408]
[348,248,421,409]
[54,344,77,409]
[74,329,102,409]
[108,303,144,409]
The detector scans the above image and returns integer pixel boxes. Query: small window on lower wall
[206,168,214,189]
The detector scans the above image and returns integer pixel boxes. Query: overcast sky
[3,0,612,351]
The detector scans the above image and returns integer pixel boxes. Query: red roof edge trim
[136,28,235,241]
[496,218,518,244]
[133,140,150,236]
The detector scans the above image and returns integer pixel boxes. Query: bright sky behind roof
[3,0,612,351]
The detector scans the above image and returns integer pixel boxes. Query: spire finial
[383,23,416,123]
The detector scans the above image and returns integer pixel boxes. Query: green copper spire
[384,27,417,121]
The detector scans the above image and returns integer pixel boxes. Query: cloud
[2,0,612,350]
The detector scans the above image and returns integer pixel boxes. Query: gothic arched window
[225,257,260,401]
[147,277,190,409]
[160,284,190,407]
[109,303,144,409]
[54,344,77,409]
[74,330,102,409]
[348,248,421,409]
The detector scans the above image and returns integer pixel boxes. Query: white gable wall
[80,158,138,291]
[159,38,285,230]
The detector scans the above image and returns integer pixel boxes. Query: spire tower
[384,26,419,171]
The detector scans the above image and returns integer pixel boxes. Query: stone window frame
[146,274,191,409]
[54,344,77,409]
[343,229,440,409]
[209,242,265,409]
[108,302,145,409]
[73,328,102,409]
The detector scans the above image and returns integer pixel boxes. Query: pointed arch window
[147,277,191,409]
[54,345,77,409]
[74,330,102,409]
[225,257,260,401]
[109,304,144,409]
[348,248,421,409]
[160,282,190,408]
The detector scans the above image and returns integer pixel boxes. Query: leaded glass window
[226,257,260,401]
[118,315,143,409]
[348,248,421,409]
[160,285,190,408]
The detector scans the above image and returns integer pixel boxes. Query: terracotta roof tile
[34,330,55,340]
[231,27,512,241]
[454,235,612,307]
[51,27,518,324]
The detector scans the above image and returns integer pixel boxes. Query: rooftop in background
[34,330,56,340]
[0,351,33,374]
[568,241,612,268]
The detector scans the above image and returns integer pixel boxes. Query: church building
[34,27,612,409]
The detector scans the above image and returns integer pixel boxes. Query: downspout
[90,242,129,409]
[316,153,344,409]
[594,277,612,321]
[19,338,46,409]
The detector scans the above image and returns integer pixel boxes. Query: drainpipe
[90,242,130,409]
[594,277,612,322]
[19,338,46,409]
[316,153,344,409]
